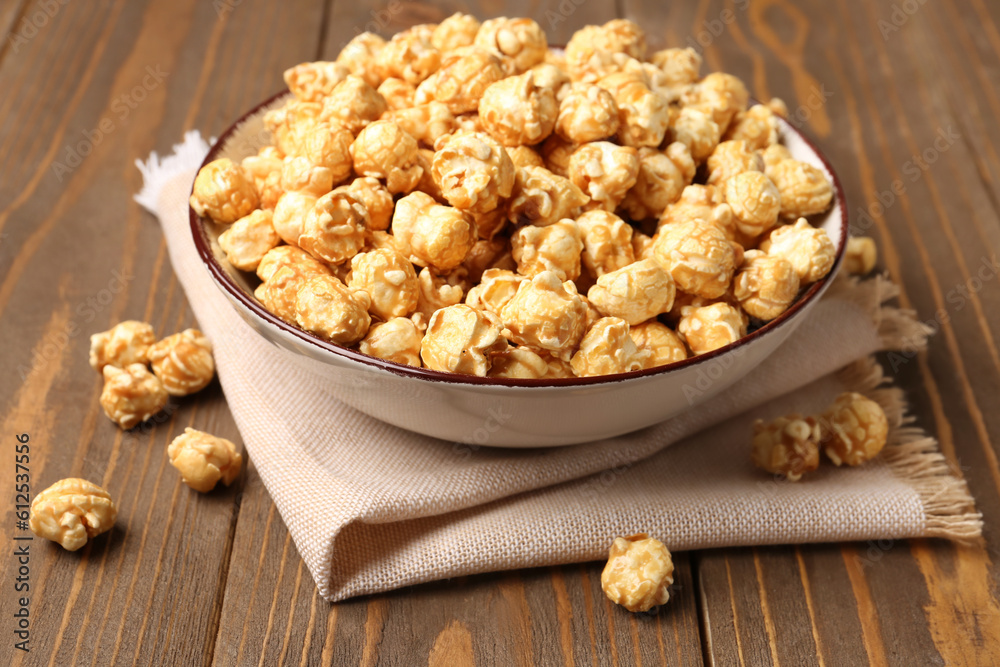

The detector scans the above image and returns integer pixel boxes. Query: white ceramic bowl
[191,92,848,447]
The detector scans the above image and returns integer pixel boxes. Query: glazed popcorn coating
[461,237,516,283]
[725,171,781,238]
[751,415,821,481]
[821,392,889,466]
[359,317,424,367]
[432,13,481,52]
[568,141,639,211]
[283,61,349,102]
[599,73,671,148]
[621,143,695,221]
[279,156,333,197]
[706,140,763,187]
[725,103,781,151]
[255,244,329,283]
[469,206,508,240]
[760,143,793,177]
[415,48,505,114]
[507,145,545,169]
[336,33,386,87]
[650,47,702,86]
[678,302,747,355]
[630,321,688,368]
[334,176,394,231]
[190,158,259,224]
[571,317,647,377]
[414,148,446,201]
[682,72,749,133]
[256,261,332,323]
[657,184,736,240]
[601,534,674,613]
[653,220,738,299]
[845,236,877,275]
[377,77,416,110]
[375,25,441,85]
[299,191,368,265]
[511,219,584,281]
[218,209,281,272]
[167,428,242,493]
[480,71,558,146]
[29,479,117,551]
[242,147,285,209]
[391,191,475,271]
[556,83,620,144]
[540,133,579,178]
[671,108,721,164]
[420,304,507,375]
[283,118,355,185]
[100,363,169,430]
[465,268,526,315]
[587,259,675,326]
[414,267,465,320]
[431,131,515,213]
[530,62,571,97]
[769,159,833,218]
[507,166,589,227]
[576,210,635,278]
[89,320,156,372]
[148,328,215,397]
[474,17,547,73]
[759,218,836,284]
[565,20,647,82]
[631,230,655,261]
[263,99,322,151]
[349,248,420,320]
[383,101,456,148]
[500,271,589,357]
[294,274,372,345]
[488,346,549,379]
[350,120,423,194]
[733,250,800,321]
[321,75,388,135]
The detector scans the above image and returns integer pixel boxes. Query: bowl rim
[190,89,849,388]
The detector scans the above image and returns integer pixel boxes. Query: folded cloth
[135,132,981,601]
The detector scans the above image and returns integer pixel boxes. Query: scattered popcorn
[751,414,821,481]
[821,392,889,466]
[147,329,215,396]
[845,236,878,275]
[601,534,674,613]
[167,428,242,493]
[89,320,156,372]
[100,363,169,430]
[29,479,117,551]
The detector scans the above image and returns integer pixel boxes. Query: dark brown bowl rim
[190,89,850,388]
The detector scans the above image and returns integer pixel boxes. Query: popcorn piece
[414,267,465,320]
[565,20,647,82]
[576,210,634,278]
[321,75,388,135]
[294,274,372,345]
[821,392,889,466]
[725,103,781,151]
[462,237,515,283]
[271,191,318,245]
[190,158,260,224]
[256,245,330,282]
[511,219,583,281]
[350,120,423,194]
[599,73,671,148]
[587,259,675,326]
[256,261,332,323]
[725,171,781,238]
[706,140,763,187]
[100,363,169,430]
[382,102,456,147]
[469,206,508,240]
[621,143,695,221]
[474,17,547,73]
[571,317,647,377]
[147,329,215,397]
[375,25,441,85]
[650,47,702,86]
[845,236,877,275]
[377,77,416,110]
[414,148,446,201]
[336,33,386,87]
[682,72,749,133]
[751,415,821,481]
[348,248,420,320]
[279,156,334,197]
[677,302,747,355]
[630,321,688,368]
[500,271,589,358]
[89,320,156,372]
[299,191,368,265]
[278,117,355,186]
[671,108,721,164]
[432,13,481,52]
[540,134,579,178]
[465,268,526,315]
[419,304,507,375]
[167,428,242,493]
[480,71,558,146]
[488,346,548,379]
[658,184,736,240]
[567,141,639,211]
[653,220,738,299]
[29,479,117,551]
[415,48,505,114]
[507,166,589,227]
[453,112,485,133]
[431,131,515,213]
[392,191,475,271]
[760,143,793,177]
[218,209,281,272]
[759,218,836,284]
[733,250,800,321]
[283,61,349,102]
[530,62,571,96]
[334,176,394,231]
[556,83,620,144]
[359,317,424,367]
[769,159,833,219]
[601,534,674,613]
[241,147,285,210]
[631,230,655,261]
[507,145,545,168]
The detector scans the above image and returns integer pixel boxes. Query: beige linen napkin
[135,133,981,602]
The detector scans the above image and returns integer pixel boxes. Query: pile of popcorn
[191,15,871,379]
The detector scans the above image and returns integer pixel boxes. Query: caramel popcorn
[587,259,675,325]
[321,75,388,135]
[631,230,655,261]
[242,147,285,209]
[480,71,558,146]
[571,317,647,377]
[821,392,889,466]
[298,191,368,265]
[256,245,330,283]
[620,143,695,221]
[677,302,747,355]
[348,248,420,320]
[271,190,317,244]
[334,176,394,232]
[725,103,781,151]
[263,99,322,150]
[568,141,639,211]
[751,415,821,481]
[359,317,424,367]
[599,73,671,148]
[733,250,800,321]
[601,534,674,613]
[565,20,647,82]
[507,145,545,169]
[653,220,738,299]
[284,61,349,102]
[414,267,465,320]
[377,77,416,110]
[507,166,589,227]
[382,101,456,147]
[845,236,877,275]
[414,148,445,201]
[420,304,507,375]
[279,156,333,197]
[351,119,423,194]
[670,108,721,164]
[725,171,781,238]
[500,271,589,358]
[336,33,386,88]
[465,268,525,315]
[657,184,736,240]
[576,210,635,278]
[469,206,508,240]
[706,140,762,187]
[375,25,441,85]
[190,158,259,224]
[431,131,515,213]
[461,237,515,283]
[89,320,156,372]
[285,117,356,185]
[759,218,836,284]
[29,479,117,551]
[630,321,688,368]
[682,72,749,133]
[488,346,548,379]
[167,428,242,493]
[218,209,281,272]
[415,48,505,114]
[760,143,793,177]
[432,13,481,52]
[147,329,215,397]
[474,17,547,73]
[540,133,579,178]
[555,83,620,144]
[100,363,169,430]
[511,219,583,281]
[294,274,372,345]
[650,47,702,86]
[530,62,571,96]
[768,159,833,219]
[391,191,475,271]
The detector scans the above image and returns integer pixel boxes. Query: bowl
[190,91,848,447]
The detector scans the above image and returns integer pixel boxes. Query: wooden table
[2,0,999,664]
